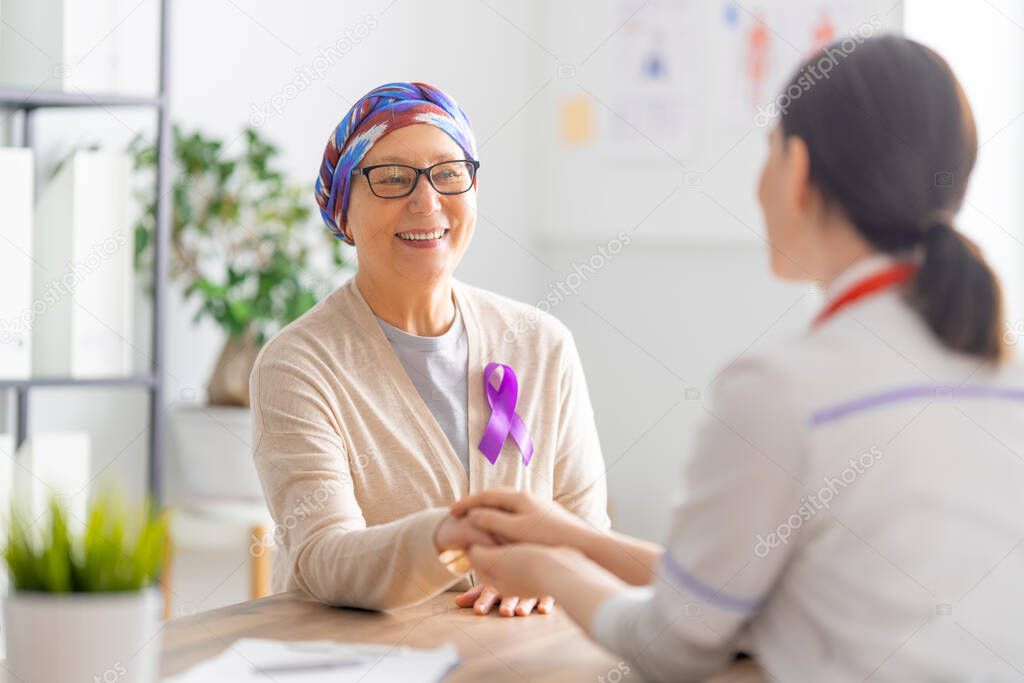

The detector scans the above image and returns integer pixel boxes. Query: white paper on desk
[163,638,460,682]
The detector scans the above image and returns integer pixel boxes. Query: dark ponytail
[780,35,1007,363]
[914,223,1004,361]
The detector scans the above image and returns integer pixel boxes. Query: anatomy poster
[605,0,704,166]
[708,0,881,149]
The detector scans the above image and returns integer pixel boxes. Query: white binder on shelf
[0,0,119,92]
[0,148,34,379]
[32,150,135,377]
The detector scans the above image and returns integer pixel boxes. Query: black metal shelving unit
[0,0,172,503]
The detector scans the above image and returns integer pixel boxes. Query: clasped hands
[433,488,595,617]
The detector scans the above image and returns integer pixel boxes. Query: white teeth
[397,229,446,241]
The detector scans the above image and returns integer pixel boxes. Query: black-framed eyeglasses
[351,159,480,198]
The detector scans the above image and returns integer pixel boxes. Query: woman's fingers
[514,597,537,616]
[467,508,518,539]
[453,583,484,607]
[463,520,500,548]
[450,488,523,517]
[473,585,501,615]
[536,596,556,614]
[460,586,541,618]
[498,595,520,617]
[466,544,501,575]
[465,545,509,591]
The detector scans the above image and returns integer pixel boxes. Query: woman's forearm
[579,528,663,586]
[544,556,627,635]
[294,507,462,610]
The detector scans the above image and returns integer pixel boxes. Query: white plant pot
[166,404,263,505]
[3,588,163,683]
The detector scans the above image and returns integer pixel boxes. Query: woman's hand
[466,543,627,634]
[450,488,595,550]
[453,583,555,616]
[453,489,662,587]
[465,544,582,600]
[433,512,496,554]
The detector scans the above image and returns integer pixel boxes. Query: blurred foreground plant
[3,492,167,592]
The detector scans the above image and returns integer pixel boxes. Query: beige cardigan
[249,277,610,610]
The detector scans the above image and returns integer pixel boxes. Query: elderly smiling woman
[249,82,610,616]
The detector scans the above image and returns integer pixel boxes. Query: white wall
[525,0,900,539]
[904,0,1024,331]
[158,0,813,540]
[4,0,551,502]
[4,0,1021,544]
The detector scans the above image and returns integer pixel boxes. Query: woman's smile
[394,227,451,248]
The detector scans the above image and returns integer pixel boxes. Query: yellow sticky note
[560,96,594,145]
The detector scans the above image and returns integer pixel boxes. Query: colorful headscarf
[314,82,478,244]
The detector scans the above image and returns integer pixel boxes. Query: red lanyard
[813,262,918,327]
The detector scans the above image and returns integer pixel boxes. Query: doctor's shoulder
[705,332,830,429]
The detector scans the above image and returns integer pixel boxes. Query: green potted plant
[2,493,168,682]
[130,125,350,406]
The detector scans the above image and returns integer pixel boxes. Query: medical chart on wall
[707,0,878,150]
[603,0,704,166]
[546,0,902,242]
[602,0,889,163]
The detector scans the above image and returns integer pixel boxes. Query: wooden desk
[160,590,765,682]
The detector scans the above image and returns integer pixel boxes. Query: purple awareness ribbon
[478,362,534,466]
